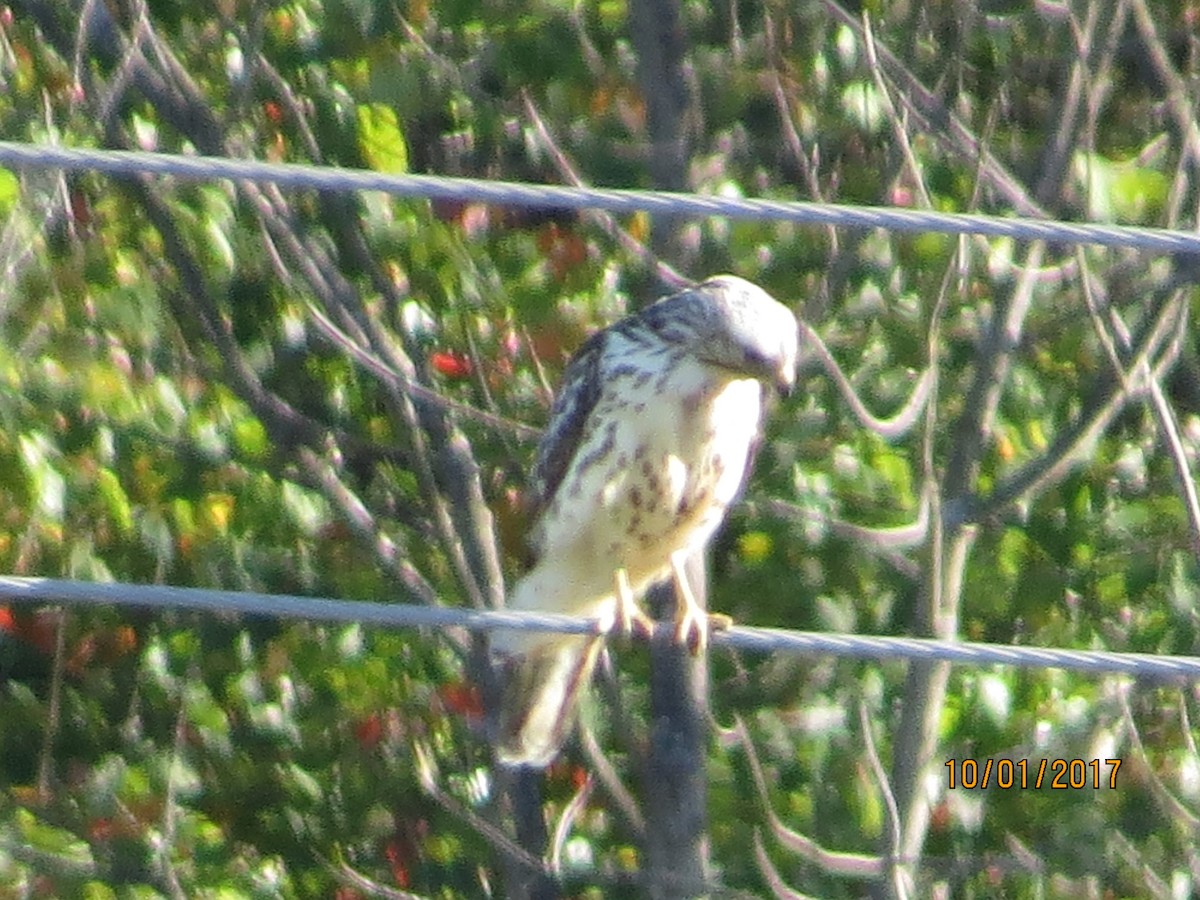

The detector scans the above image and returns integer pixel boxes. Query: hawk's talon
[614,567,656,641]
[674,602,707,654]
[708,612,733,633]
[622,607,657,641]
[669,551,726,656]
[673,611,733,654]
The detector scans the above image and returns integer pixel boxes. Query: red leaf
[437,681,484,722]
[354,713,383,749]
[88,817,115,843]
[383,836,413,888]
[429,350,472,380]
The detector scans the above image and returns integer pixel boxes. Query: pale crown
[638,274,798,395]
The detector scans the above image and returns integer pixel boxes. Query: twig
[753,829,820,900]
[1129,0,1200,167]
[1118,684,1200,835]
[798,320,934,441]
[948,282,1186,526]
[732,716,885,879]
[1077,251,1200,555]
[295,446,440,608]
[411,741,553,878]
[549,772,594,875]
[859,701,908,900]
[861,11,932,211]
[155,690,190,900]
[578,723,647,838]
[818,0,1049,218]
[318,849,434,900]
[36,607,68,802]
[520,89,689,290]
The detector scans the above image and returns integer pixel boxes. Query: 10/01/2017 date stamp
[946,758,1122,790]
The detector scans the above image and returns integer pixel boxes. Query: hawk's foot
[669,552,726,655]
[613,567,656,641]
[708,612,733,633]
[674,601,706,654]
[672,607,733,654]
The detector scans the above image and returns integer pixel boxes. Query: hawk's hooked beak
[775,366,796,399]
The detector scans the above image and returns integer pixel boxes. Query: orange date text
[944,757,1122,790]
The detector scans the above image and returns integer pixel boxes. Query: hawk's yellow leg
[614,567,656,640]
[670,551,733,654]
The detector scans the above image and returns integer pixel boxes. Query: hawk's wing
[526,328,607,553]
[529,285,717,514]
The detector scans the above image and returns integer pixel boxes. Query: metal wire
[2,142,1200,256]
[1,142,1196,680]
[1,576,1196,679]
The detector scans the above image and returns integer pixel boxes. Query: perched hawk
[492,275,799,768]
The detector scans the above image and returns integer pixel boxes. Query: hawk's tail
[494,632,605,768]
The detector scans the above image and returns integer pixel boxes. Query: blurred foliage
[1,0,1200,897]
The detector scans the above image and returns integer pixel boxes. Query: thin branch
[411,741,553,879]
[549,773,594,875]
[757,489,928,553]
[753,829,820,900]
[819,0,1048,218]
[798,320,934,441]
[294,446,441,608]
[1129,0,1200,167]
[520,89,689,290]
[578,723,647,839]
[948,282,1187,526]
[319,850,435,900]
[859,701,908,900]
[1118,685,1200,835]
[861,11,932,212]
[944,242,1046,496]
[36,607,68,802]
[732,716,885,879]
[1030,0,1111,205]
[1077,251,1200,555]
[154,692,189,900]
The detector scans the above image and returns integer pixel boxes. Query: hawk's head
[642,274,799,396]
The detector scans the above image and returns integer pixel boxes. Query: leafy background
[2,0,1200,897]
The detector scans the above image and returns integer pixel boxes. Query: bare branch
[1118,685,1200,835]
[753,829,821,900]
[36,607,68,802]
[732,716,886,879]
[521,89,689,290]
[579,724,647,839]
[819,0,1049,217]
[1129,0,1200,167]
[861,12,932,212]
[798,320,934,441]
[320,850,436,900]
[1077,251,1200,555]
[548,773,594,875]
[294,446,440,608]
[859,702,909,900]
[948,281,1187,526]
[412,741,553,879]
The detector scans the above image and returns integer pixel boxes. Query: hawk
[492,275,799,768]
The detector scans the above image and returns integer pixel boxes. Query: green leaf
[0,167,19,215]
[17,807,94,863]
[233,416,269,459]
[357,103,409,174]
[97,468,134,535]
[839,80,884,133]
[1073,151,1169,224]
